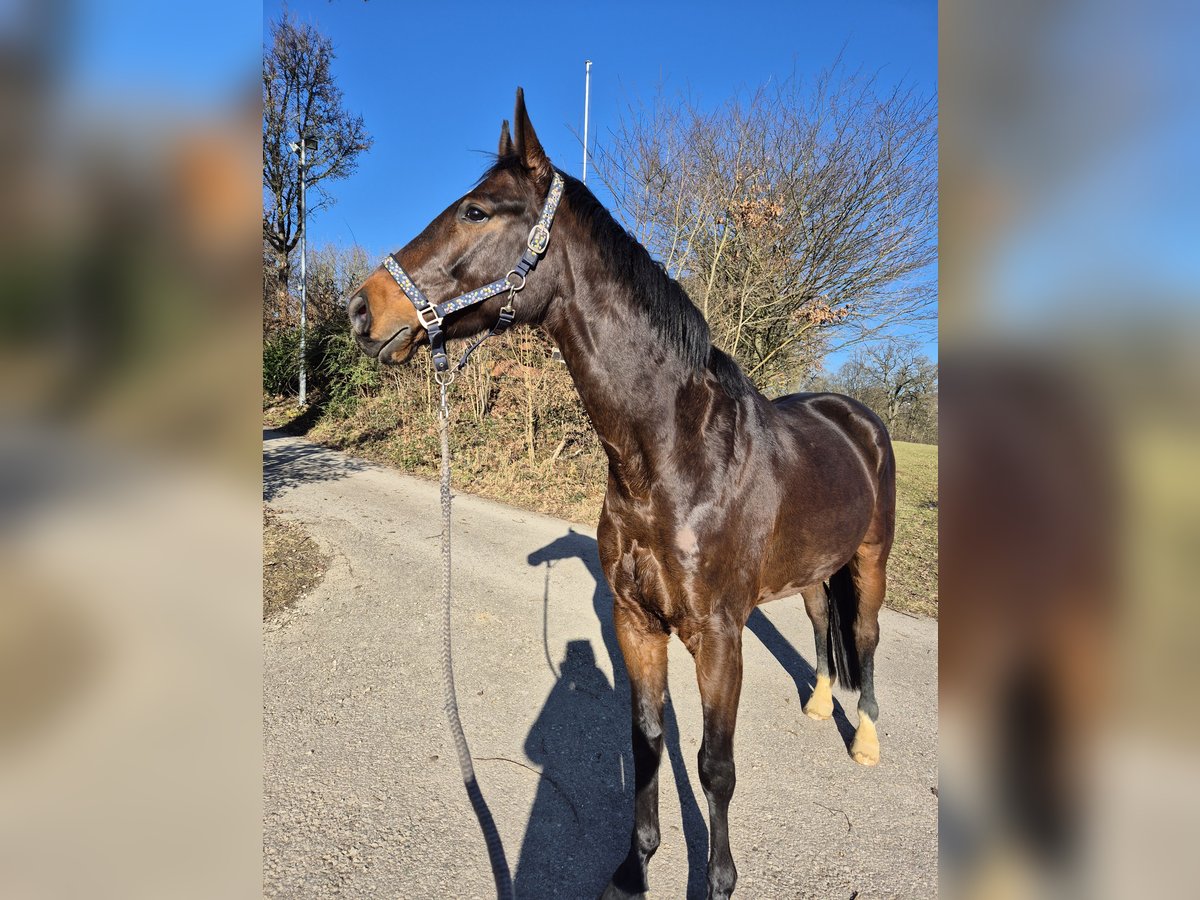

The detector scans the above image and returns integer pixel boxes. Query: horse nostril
[348,294,370,335]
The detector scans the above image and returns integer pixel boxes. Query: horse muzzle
[377,326,419,365]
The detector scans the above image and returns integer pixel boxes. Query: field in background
[265,380,939,617]
[888,441,939,617]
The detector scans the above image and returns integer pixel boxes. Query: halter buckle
[417,306,442,329]
[527,223,551,255]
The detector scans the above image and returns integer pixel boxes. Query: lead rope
[436,371,514,900]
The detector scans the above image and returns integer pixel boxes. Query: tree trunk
[273,255,292,329]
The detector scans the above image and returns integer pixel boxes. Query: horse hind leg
[800,583,836,720]
[829,540,889,767]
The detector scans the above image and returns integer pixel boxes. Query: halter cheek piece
[383,172,565,373]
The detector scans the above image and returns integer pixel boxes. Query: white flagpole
[582,59,592,183]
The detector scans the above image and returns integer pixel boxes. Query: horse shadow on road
[517,528,853,899]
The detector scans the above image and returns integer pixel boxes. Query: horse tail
[827,564,861,691]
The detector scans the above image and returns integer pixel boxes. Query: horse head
[347,88,562,366]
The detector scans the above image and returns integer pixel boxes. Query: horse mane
[483,156,751,399]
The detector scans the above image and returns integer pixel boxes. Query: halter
[383,171,565,374]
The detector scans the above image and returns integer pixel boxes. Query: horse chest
[600,503,761,626]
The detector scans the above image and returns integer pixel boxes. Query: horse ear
[498,119,514,158]
[513,87,551,182]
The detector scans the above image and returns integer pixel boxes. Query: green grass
[889,441,939,617]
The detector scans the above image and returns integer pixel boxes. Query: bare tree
[262,12,371,320]
[302,243,372,328]
[821,338,939,443]
[592,67,937,393]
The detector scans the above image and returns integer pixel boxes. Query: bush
[263,328,301,395]
[263,316,382,412]
[316,322,381,415]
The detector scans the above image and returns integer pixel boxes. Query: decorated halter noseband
[383,171,565,373]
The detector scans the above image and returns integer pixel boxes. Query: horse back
[771,391,893,481]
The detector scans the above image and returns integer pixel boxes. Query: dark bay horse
[348,89,895,900]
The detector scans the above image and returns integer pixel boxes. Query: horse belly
[762,463,876,594]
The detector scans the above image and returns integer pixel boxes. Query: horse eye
[463,205,489,223]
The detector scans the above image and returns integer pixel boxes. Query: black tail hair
[827,564,861,691]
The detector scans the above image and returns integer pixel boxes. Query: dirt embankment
[263,507,327,621]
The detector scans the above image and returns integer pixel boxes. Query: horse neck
[541,220,722,494]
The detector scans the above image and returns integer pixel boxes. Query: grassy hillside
[266,391,939,617]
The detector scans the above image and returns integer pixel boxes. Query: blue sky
[266,0,938,361]
[65,0,259,109]
[263,0,935,250]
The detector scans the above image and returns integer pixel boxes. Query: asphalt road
[263,429,938,899]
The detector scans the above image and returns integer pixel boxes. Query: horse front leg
[690,615,744,900]
[601,600,669,900]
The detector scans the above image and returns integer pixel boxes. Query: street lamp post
[290,134,318,406]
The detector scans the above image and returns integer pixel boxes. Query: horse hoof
[851,744,880,766]
[850,713,880,766]
[804,697,833,720]
[804,675,834,719]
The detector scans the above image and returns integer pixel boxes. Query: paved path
[263,430,938,899]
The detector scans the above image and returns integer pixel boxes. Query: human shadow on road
[520,529,710,900]
[744,608,857,751]
[263,429,368,502]
[512,638,625,899]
